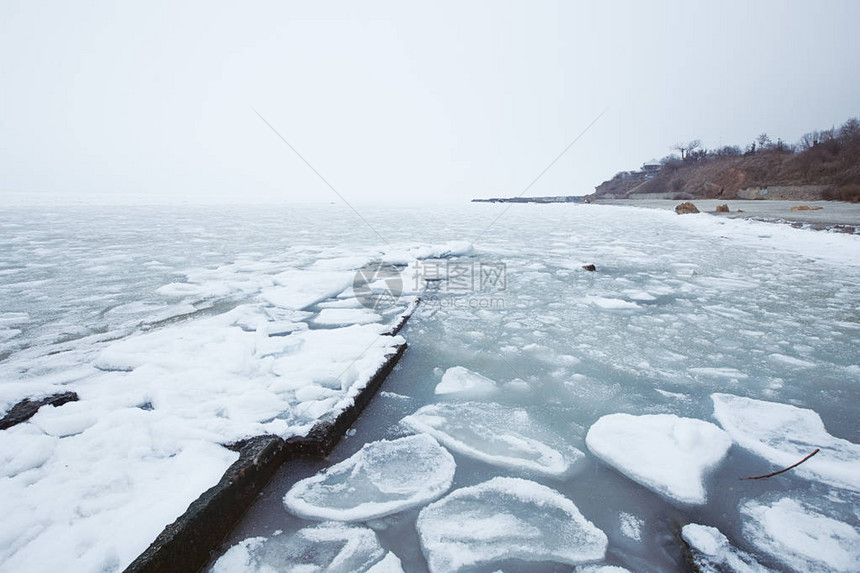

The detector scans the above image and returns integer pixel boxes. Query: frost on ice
[740,496,860,573]
[434,366,497,396]
[416,477,607,572]
[681,524,774,573]
[585,413,731,504]
[712,393,860,491]
[401,401,584,477]
[211,523,392,573]
[283,434,455,522]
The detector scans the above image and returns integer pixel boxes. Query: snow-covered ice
[366,552,405,573]
[312,308,383,326]
[416,477,607,572]
[682,524,774,573]
[283,434,455,522]
[740,496,860,572]
[712,393,860,491]
[585,413,732,504]
[433,366,498,396]
[211,523,389,573]
[402,401,584,477]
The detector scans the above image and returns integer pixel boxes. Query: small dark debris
[582,264,597,272]
[0,391,79,430]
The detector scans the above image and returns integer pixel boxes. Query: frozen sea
[1,202,859,573]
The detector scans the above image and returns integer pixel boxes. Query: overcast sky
[2,1,859,205]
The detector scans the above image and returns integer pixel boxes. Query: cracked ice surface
[283,434,455,522]
[416,477,607,572]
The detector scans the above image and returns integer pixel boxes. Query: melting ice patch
[740,497,860,573]
[682,524,774,573]
[433,366,497,397]
[211,523,390,573]
[401,402,584,477]
[619,513,643,541]
[416,477,607,572]
[712,393,860,491]
[585,413,731,504]
[283,434,455,522]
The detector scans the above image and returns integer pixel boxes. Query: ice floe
[283,434,455,522]
[260,270,354,310]
[740,497,860,572]
[585,413,731,504]
[433,366,497,396]
[366,552,404,573]
[401,401,584,477]
[211,523,388,573]
[312,308,383,326]
[682,524,774,573]
[416,477,607,572]
[712,393,860,491]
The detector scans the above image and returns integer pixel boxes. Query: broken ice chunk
[740,497,860,573]
[401,402,584,477]
[312,308,382,326]
[682,523,774,573]
[283,434,455,522]
[416,477,607,572]
[433,366,497,396]
[366,552,404,573]
[210,523,386,573]
[585,413,731,504]
[712,393,860,491]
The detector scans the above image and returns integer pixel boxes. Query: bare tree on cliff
[673,140,701,160]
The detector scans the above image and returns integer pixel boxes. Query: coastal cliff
[591,117,860,202]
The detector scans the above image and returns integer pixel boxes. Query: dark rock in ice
[582,264,597,272]
[0,391,79,430]
[715,203,730,213]
[675,202,700,215]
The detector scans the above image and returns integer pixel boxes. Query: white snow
[682,524,774,573]
[416,477,607,572]
[312,308,382,326]
[401,401,584,477]
[433,366,498,396]
[585,413,732,504]
[283,434,455,522]
[712,393,860,491]
[740,497,860,572]
[260,270,354,310]
[211,523,388,573]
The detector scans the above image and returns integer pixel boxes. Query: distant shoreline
[597,198,860,233]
